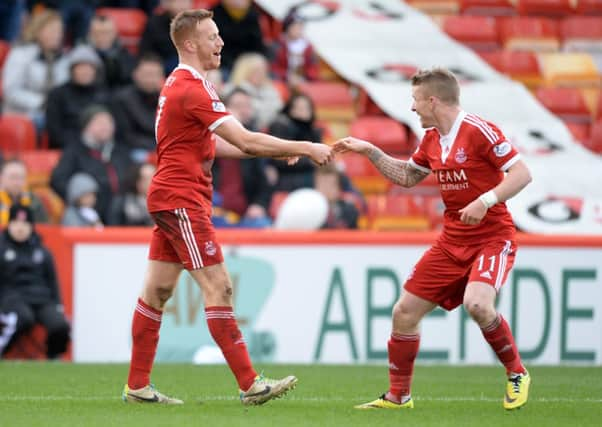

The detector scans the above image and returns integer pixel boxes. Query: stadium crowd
[0,0,361,231]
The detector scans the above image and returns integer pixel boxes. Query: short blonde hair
[411,67,460,106]
[169,9,213,48]
[228,53,268,86]
[23,10,62,44]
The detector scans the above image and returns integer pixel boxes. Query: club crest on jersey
[494,141,512,157]
[212,101,226,112]
[455,147,467,163]
[205,241,217,256]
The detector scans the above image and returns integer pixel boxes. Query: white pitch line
[2,396,601,403]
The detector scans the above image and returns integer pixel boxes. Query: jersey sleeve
[408,132,432,173]
[185,82,232,132]
[480,122,520,171]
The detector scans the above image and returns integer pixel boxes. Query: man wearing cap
[0,204,70,359]
[46,44,110,149]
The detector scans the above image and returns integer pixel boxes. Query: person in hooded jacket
[61,172,103,227]
[0,204,70,359]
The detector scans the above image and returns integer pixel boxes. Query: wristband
[478,190,498,209]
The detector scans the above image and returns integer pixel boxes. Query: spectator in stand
[2,10,70,130]
[211,0,266,78]
[107,163,155,226]
[271,8,318,88]
[314,165,359,229]
[61,172,103,227]
[0,0,26,42]
[100,0,159,15]
[30,1,97,44]
[225,53,283,130]
[0,159,49,228]
[139,0,192,74]
[46,44,110,149]
[267,93,322,191]
[112,54,164,163]
[50,105,132,223]
[87,13,135,90]
[212,87,273,228]
[0,203,71,359]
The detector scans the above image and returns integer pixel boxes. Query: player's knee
[393,301,418,328]
[463,299,493,322]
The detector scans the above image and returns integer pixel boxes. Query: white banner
[73,242,602,365]
[256,0,602,234]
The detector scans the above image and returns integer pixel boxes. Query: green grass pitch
[1,363,600,427]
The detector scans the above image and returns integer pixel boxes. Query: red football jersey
[147,64,232,213]
[410,111,520,244]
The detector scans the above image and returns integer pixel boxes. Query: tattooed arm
[334,137,429,188]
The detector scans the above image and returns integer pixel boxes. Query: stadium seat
[2,324,47,360]
[349,116,411,155]
[317,57,342,82]
[478,50,543,88]
[297,81,356,121]
[575,0,602,15]
[538,52,600,87]
[268,191,289,220]
[443,16,500,52]
[272,79,290,103]
[356,89,387,116]
[516,0,574,16]
[95,8,147,54]
[366,194,431,231]
[583,119,602,153]
[0,40,10,70]
[338,153,390,194]
[0,114,37,154]
[459,0,516,15]
[20,149,62,188]
[535,87,592,123]
[192,0,220,8]
[32,186,65,224]
[498,16,560,52]
[561,16,602,54]
[597,90,602,119]
[405,0,460,14]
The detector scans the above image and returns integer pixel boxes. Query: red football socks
[481,313,525,375]
[387,333,420,402]
[127,298,162,389]
[206,306,257,391]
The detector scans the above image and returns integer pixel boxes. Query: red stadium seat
[0,114,37,154]
[564,121,591,142]
[443,15,500,52]
[478,50,543,88]
[516,0,574,16]
[0,40,10,70]
[356,89,386,116]
[561,16,602,52]
[268,191,289,220]
[535,87,592,123]
[297,81,355,121]
[33,186,65,224]
[459,0,516,15]
[405,0,460,14]
[338,153,390,194]
[583,119,602,153]
[575,0,602,15]
[95,8,147,54]
[349,116,410,155]
[19,149,62,188]
[498,16,560,51]
[192,0,220,8]
[597,91,602,120]
[366,194,431,231]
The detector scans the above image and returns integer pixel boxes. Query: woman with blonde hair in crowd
[2,10,70,130]
[225,52,283,130]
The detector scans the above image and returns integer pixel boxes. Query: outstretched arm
[334,137,429,188]
[214,117,332,165]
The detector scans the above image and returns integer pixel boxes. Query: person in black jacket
[45,44,110,149]
[211,0,266,78]
[87,14,135,90]
[0,204,70,359]
[50,105,132,223]
[267,92,323,191]
[139,0,191,74]
[112,54,164,162]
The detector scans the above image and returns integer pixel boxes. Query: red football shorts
[404,239,516,311]
[148,208,224,270]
